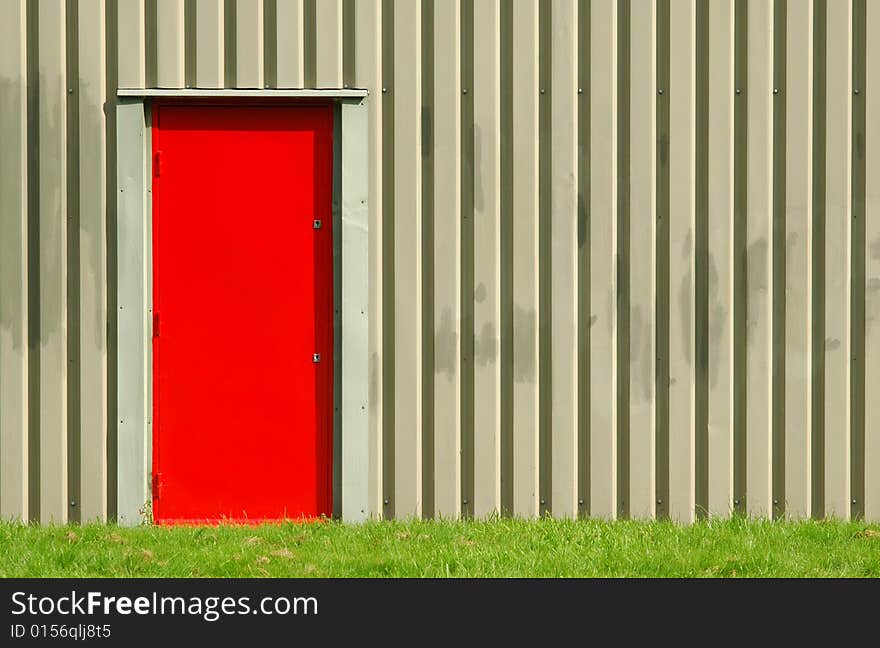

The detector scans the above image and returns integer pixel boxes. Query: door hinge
[151,473,161,498]
[153,150,161,178]
[152,312,159,338]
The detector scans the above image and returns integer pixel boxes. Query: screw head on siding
[658,88,664,95]
[735,88,742,95]
[70,501,76,507]
[540,88,545,95]
[68,88,73,94]
[852,498,858,505]
[382,87,387,93]
[383,498,390,506]
[734,499,741,506]
[656,498,663,505]
[773,88,779,95]
[578,499,584,506]
[462,499,468,505]
[855,88,861,95]
[773,499,779,505]
[462,88,468,95]
[578,88,583,94]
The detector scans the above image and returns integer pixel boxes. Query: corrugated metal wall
[1,0,879,523]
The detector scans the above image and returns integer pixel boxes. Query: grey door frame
[115,89,370,524]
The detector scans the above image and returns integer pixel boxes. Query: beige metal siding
[745,0,773,518]
[77,0,109,523]
[195,0,224,88]
[550,0,579,519]
[392,0,422,518]
[707,0,734,518]
[785,0,813,519]
[511,0,540,518]
[3,0,880,523]
[471,0,501,518]
[0,0,29,521]
[628,0,656,520]
[589,0,617,520]
[432,0,462,519]
[37,0,68,524]
[866,0,880,522]
[824,0,852,519]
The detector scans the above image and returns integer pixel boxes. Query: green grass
[2,517,879,578]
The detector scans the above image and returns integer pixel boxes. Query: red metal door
[152,104,334,524]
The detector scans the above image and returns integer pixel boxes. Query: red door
[151,104,334,524]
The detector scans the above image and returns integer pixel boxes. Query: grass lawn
[2,517,879,578]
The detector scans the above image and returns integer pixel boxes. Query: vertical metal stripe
[732,0,747,515]
[315,0,342,87]
[66,0,81,525]
[0,0,29,521]
[460,0,475,519]
[342,0,355,87]
[276,0,303,88]
[196,0,224,89]
[78,0,109,522]
[550,0,579,519]
[26,0,40,522]
[628,0,656,520]
[106,0,119,522]
[694,0,709,519]
[823,0,852,519]
[304,0,316,87]
[849,0,866,520]
[392,0,422,518]
[771,0,787,519]
[667,0,695,523]
[589,0,617,519]
[511,0,540,518]
[145,0,157,87]
[784,0,813,520]
[117,0,145,88]
[381,0,394,518]
[863,0,880,522]
[472,0,501,519]
[224,0,236,88]
[745,0,773,517]
[115,99,150,525]
[38,0,68,523]
[538,0,551,517]
[499,0,514,515]
[185,0,196,87]
[235,0,263,88]
[577,0,591,518]
[655,0,670,520]
[707,0,735,518]
[354,0,382,517]
[616,0,630,520]
[811,0,826,517]
[156,0,185,88]
[264,0,277,87]
[421,0,435,520]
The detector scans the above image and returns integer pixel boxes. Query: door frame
[115,89,370,525]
